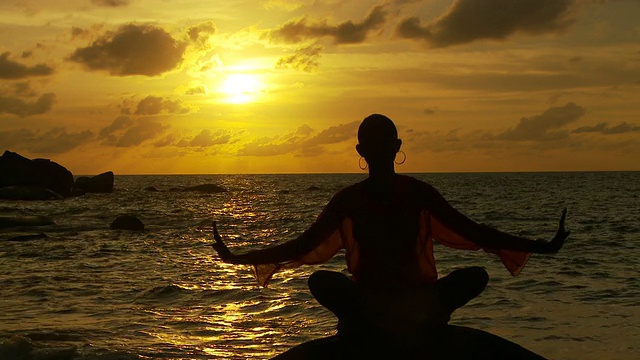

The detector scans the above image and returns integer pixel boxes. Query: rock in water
[0,335,33,359]
[110,215,144,231]
[0,186,63,200]
[0,150,74,196]
[182,184,227,193]
[74,171,114,193]
[0,215,55,229]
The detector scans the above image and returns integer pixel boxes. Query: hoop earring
[394,151,406,165]
[359,157,368,170]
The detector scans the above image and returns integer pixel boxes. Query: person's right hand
[211,222,236,263]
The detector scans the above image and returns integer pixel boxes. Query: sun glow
[220,73,263,104]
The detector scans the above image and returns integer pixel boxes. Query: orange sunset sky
[1,0,639,174]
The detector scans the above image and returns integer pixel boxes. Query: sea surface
[1,172,638,359]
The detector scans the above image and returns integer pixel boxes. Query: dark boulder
[74,171,114,193]
[110,215,144,231]
[0,150,74,196]
[5,232,48,241]
[0,215,55,229]
[182,184,227,193]
[0,186,63,200]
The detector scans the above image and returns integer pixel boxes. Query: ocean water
[0,172,638,359]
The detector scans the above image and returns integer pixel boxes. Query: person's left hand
[539,208,570,254]
[211,222,236,262]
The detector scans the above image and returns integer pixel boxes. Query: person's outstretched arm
[212,216,340,265]
[212,191,346,265]
[424,183,569,254]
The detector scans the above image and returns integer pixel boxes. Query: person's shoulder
[328,181,362,203]
[398,174,430,189]
[398,174,439,198]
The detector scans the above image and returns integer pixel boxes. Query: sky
[0,0,639,174]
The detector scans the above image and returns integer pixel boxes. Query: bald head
[358,114,398,146]
[356,114,401,164]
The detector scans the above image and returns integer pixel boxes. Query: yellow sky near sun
[0,0,639,174]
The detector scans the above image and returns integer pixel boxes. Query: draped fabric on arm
[426,210,532,277]
[251,191,349,287]
[415,181,534,277]
[252,227,344,287]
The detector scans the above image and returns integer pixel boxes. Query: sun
[220,73,263,104]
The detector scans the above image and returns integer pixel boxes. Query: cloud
[397,0,577,48]
[268,5,387,44]
[184,84,207,95]
[304,121,359,146]
[99,116,167,147]
[68,24,187,76]
[573,122,640,134]
[0,127,93,154]
[187,21,216,48]
[176,129,232,148]
[91,0,130,7]
[238,121,359,157]
[10,82,38,97]
[276,45,323,72]
[0,93,56,117]
[0,52,54,79]
[119,95,192,115]
[495,102,585,141]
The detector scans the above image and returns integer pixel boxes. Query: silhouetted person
[212,114,569,344]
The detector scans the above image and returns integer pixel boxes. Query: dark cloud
[184,84,207,96]
[68,24,186,76]
[495,102,585,141]
[276,45,323,72]
[269,6,386,44]
[0,93,56,117]
[187,21,216,48]
[238,121,358,157]
[91,0,130,7]
[295,124,314,136]
[99,116,167,147]
[304,121,359,146]
[176,129,231,148]
[0,127,93,154]
[10,82,38,97]
[573,122,640,134]
[0,52,54,79]
[397,0,576,48]
[153,134,177,147]
[120,95,191,115]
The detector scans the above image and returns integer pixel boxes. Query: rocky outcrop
[110,215,144,231]
[0,215,55,229]
[0,150,74,196]
[0,186,64,200]
[182,184,227,193]
[73,171,114,193]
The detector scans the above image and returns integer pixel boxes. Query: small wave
[137,284,193,300]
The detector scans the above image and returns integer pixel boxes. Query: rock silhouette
[0,215,55,229]
[0,150,74,197]
[110,215,144,231]
[0,186,63,200]
[74,171,114,193]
